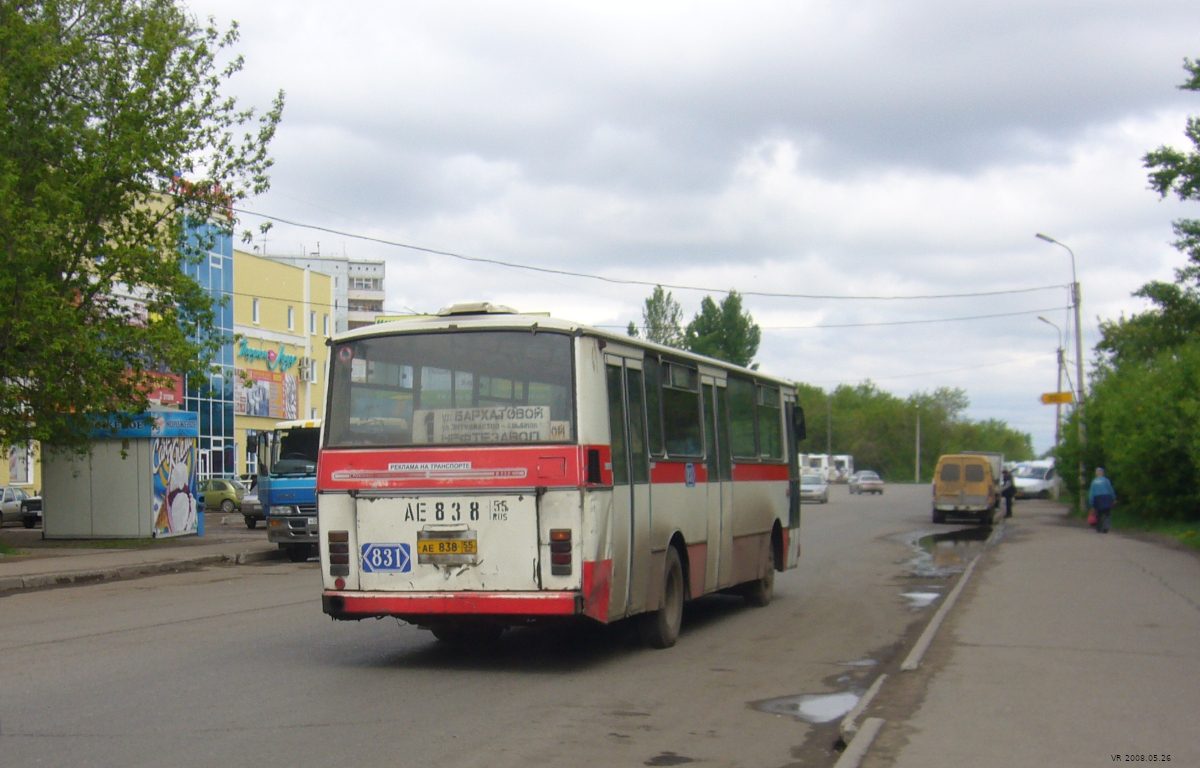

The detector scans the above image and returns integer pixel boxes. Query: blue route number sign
[361,543,411,573]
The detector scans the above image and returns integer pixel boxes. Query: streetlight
[1037,315,1066,448]
[1036,233,1086,511]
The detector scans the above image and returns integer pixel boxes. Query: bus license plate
[417,539,477,556]
[416,529,479,565]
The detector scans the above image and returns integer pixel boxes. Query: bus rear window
[327,331,574,447]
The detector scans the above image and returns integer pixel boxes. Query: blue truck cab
[258,419,321,562]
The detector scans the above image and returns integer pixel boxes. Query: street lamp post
[1036,233,1086,511]
[1038,316,1065,448]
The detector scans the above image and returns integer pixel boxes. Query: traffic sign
[1040,392,1074,405]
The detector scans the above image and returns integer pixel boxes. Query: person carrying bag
[1088,467,1116,534]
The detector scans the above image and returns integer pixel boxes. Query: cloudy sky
[191,0,1200,454]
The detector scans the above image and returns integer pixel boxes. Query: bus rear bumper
[322,590,584,621]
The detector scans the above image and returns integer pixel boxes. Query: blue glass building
[181,224,236,479]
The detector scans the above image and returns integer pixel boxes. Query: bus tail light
[549,529,572,576]
[328,530,349,576]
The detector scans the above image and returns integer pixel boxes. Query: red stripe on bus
[582,559,613,622]
[685,543,707,597]
[317,446,584,491]
[649,461,708,484]
[731,463,790,482]
[326,591,580,616]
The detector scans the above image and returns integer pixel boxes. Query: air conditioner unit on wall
[298,357,313,382]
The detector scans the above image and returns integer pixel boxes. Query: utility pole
[915,410,921,483]
[1055,346,1064,448]
[1037,234,1087,512]
[826,396,832,456]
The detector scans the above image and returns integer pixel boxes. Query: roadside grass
[37,538,159,550]
[0,540,18,556]
[1110,512,1200,550]
[1061,495,1200,550]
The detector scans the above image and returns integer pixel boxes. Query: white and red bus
[317,303,805,647]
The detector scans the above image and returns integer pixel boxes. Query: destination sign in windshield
[414,406,558,444]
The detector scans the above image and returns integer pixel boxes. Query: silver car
[800,472,829,503]
[1,486,40,528]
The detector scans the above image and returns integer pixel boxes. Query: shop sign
[237,338,298,372]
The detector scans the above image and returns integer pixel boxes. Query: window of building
[348,299,383,313]
[323,314,330,336]
[350,277,382,291]
[310,310,316,334]
[287,306,294,330]
[252,298,260,324]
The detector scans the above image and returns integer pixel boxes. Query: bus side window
[662,362,701,457]
[757,385,782,460]
[727,377,757,458]
[626,367,650,484]
[606,364,629,486]
[643,357,665,456]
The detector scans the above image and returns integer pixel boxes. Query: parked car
[1013,461,1059,499]
[198,478,247,513]
[800,472,829,503]
[1,486,41,528]
[241,486,264,528]
[848,470,884,495]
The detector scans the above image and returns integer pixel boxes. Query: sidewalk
[0,513,285,594]
[870,503,1200,767]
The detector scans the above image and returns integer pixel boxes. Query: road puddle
[903,526,990,578]
[752,691,861,723]
[901,591,941,609]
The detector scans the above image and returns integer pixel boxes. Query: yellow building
[232,250,332,475]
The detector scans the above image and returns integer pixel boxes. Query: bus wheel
[743,546,775,607]
[640,547,684,649]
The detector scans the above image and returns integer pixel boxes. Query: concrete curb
[0,548,286,596]
[899,520,1005,671]
[833,717,885,768]
[840,673,888,738]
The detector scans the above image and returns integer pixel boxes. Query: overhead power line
[612,305,1071,332]
[232,207,1067,301]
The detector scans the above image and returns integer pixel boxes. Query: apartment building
[262,254,386,332]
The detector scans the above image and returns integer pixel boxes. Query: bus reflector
[550,529,572,576]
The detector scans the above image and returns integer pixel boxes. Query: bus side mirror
[792,406,807,442]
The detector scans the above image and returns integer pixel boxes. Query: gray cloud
[203,0,1200,452]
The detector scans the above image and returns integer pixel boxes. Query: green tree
[1055,57,1200,520]
[0,0,284,450]
[627,284,685,347]
[793,380,1030,482]
[684,290,761,367]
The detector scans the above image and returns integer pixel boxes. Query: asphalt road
[0,484,970,768]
